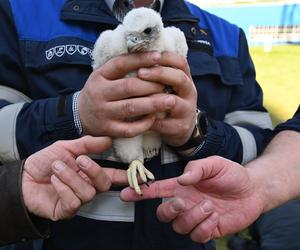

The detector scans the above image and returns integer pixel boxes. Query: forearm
[246,130,300,213]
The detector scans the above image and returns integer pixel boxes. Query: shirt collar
[105,0,164,13]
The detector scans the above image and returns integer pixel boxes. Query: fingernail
[51,175,59,183]
[151,52,161,62]
[165,96,175,108]
[180,171,191,179]
[53,162,65,172]
[139,68,150,77]
[172,198,185,212]
[77,156,90,169]
[209,212,218,222]
[202,201,213,213]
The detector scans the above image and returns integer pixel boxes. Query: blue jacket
[0,0,273,249]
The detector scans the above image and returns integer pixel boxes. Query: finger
[190,212,219,243]
[52,161,96,204]
[156,198,186,223]
[157,51,191,78]
[103,78,165,101]
[151,115,191,137]
[120,178,177,201]
[138,66,193,97]
[103,168,129,186]
[51,175,82,219]
[107,94,176,120]
[76,156,112,192]
[109,114,156,138]
[99,52,162,79]
[178,156,233,186]
[56,136,112,156]
[172,200,214,235]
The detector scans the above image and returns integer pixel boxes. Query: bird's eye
[143,28,152,35]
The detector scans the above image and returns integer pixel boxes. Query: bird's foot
[127,160,155,195]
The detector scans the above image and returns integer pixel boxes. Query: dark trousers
[251,199,300,250]
[42,216,215,250]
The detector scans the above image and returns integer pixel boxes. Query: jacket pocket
[24,37,94,71]
[188,50,244,86]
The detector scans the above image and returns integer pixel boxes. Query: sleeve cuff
[44,94,80,141]
[72,91,83,135]
[0,161,50,245]
[185,119,224,160]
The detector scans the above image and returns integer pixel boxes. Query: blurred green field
[251,45,300,125]
[215,44,300,249]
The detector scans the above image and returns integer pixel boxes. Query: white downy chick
[92,7,188,195]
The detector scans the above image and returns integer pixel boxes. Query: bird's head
[123,7,163,52]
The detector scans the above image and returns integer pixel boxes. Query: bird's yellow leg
[127,159,155,195]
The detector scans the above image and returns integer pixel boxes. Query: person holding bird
[0,1,273,250]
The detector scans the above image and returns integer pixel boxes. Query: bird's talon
[127,159,155,195]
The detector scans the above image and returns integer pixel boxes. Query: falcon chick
[92,7,188,195]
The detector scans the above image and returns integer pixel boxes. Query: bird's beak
[127,35,143,52]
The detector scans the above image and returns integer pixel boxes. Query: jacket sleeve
[189,29,273,164]
[0,161,50,246]
[0,1,78,163]
[274,105,300,134]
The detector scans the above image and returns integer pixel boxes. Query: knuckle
[123,127,135,138]
[97,180,111,192]
[177,122,189,134]
[172,221,188,235]
[114,57,125,71]
[84,187,96,201]
[154,119,165,131]
[122,78,135,95]
[190,234,203,243]
[123,101,135,117]
[180,72,189,84]
[179,57,189,70]
[65,199,81,213]
[54,140,64,148]
[155,66,164,77]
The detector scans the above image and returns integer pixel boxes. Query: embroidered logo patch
[45,45,92,60]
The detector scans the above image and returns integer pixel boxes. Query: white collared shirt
[105,0,164,21]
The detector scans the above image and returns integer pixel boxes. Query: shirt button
[73,5,80,11]
[191,27,197,35]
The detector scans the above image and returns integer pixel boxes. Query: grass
[215,44,300,249]
[250,45,300,125]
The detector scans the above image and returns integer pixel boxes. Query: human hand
[120,156,265,243]
[78,52,176,138]
[22,136,128,221]
[138,52,198,146]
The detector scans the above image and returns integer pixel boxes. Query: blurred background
[189,0,300,126]
[187,0,300,249]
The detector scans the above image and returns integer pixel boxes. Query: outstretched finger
[120,178,177,202]
[57,136,112,157]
